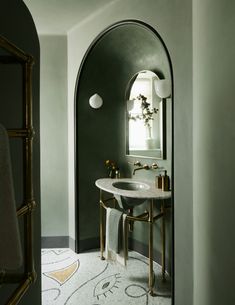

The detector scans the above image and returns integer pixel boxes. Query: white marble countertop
[95,178,171,200]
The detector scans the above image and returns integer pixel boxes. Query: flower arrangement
[128,94,158,129]
[105,160,120,178]
[105,159,117,171]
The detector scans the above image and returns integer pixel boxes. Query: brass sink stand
[99,189,169,296]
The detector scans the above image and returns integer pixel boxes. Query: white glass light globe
[154,79,171,98]
[89,93,103,109]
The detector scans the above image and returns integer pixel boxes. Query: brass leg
[149,199,154,295]
[99,190,105,260]
[128,208,134,232]
[161,201,166,281]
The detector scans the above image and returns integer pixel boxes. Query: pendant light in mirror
[154,79,171,99]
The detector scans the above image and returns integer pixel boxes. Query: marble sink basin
[95,178,171,210]
[115,194,147,208]
[112,181,150,191]
[112,181,150,208]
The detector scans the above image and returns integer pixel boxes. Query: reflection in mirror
[126,70,166,159]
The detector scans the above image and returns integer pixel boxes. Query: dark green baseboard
[41,236,75,251]
[77,237,100,252]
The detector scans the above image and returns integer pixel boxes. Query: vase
[146,125,152,139]
[109,168,120,178]
[145,138,157,149]
[109,169,116,178]
[145,125,156,149]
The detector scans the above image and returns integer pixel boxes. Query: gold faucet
[133,164,150,175]
[132,161,158,175]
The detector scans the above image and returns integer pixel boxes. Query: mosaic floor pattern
[42,248,171,305]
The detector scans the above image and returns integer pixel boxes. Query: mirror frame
[125,70,167,160]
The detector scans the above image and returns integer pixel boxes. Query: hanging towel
[120,213,128,264]
[105,208,128,266]
[0,124,22,270]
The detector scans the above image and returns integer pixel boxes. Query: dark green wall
[0,1,41,304]
[76,21,173,268]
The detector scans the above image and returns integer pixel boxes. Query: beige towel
[105,208,128,266]
[0,124,22,270]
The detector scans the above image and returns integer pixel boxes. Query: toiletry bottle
[155,175,160,188]
[157,174,162,189]
[162,170,170,191]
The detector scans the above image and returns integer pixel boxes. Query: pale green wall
[193,0,235,304]
[40,35,69,237]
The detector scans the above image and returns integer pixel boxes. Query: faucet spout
[132,164,150,175]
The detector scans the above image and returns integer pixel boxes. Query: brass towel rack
[0,35,36,305]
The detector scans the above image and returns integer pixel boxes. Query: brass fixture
[0,35,36,305]
[133,164,150,175]
[132,161,159,175]
[151,162,158,169]
[98,189,169,296]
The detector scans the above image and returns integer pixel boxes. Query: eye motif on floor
[42,249,171,305]
[93,273,121,300]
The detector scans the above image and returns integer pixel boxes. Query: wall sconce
[154,79,171,99]
[89,93,103,109]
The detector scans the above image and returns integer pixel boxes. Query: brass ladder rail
[0,35,36,305]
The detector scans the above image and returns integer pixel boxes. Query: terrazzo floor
[41,248,171,305]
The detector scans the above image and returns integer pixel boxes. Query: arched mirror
[126,70,167,159]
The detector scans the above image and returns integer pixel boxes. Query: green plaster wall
[75,21,173,268]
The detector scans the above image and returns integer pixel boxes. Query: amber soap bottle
[162,170,170,191]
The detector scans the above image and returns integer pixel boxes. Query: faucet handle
[143,164,150,169]
[151,163,158,169]
[134,160,142,167]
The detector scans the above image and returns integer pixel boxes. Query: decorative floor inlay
[41,248,171,305]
